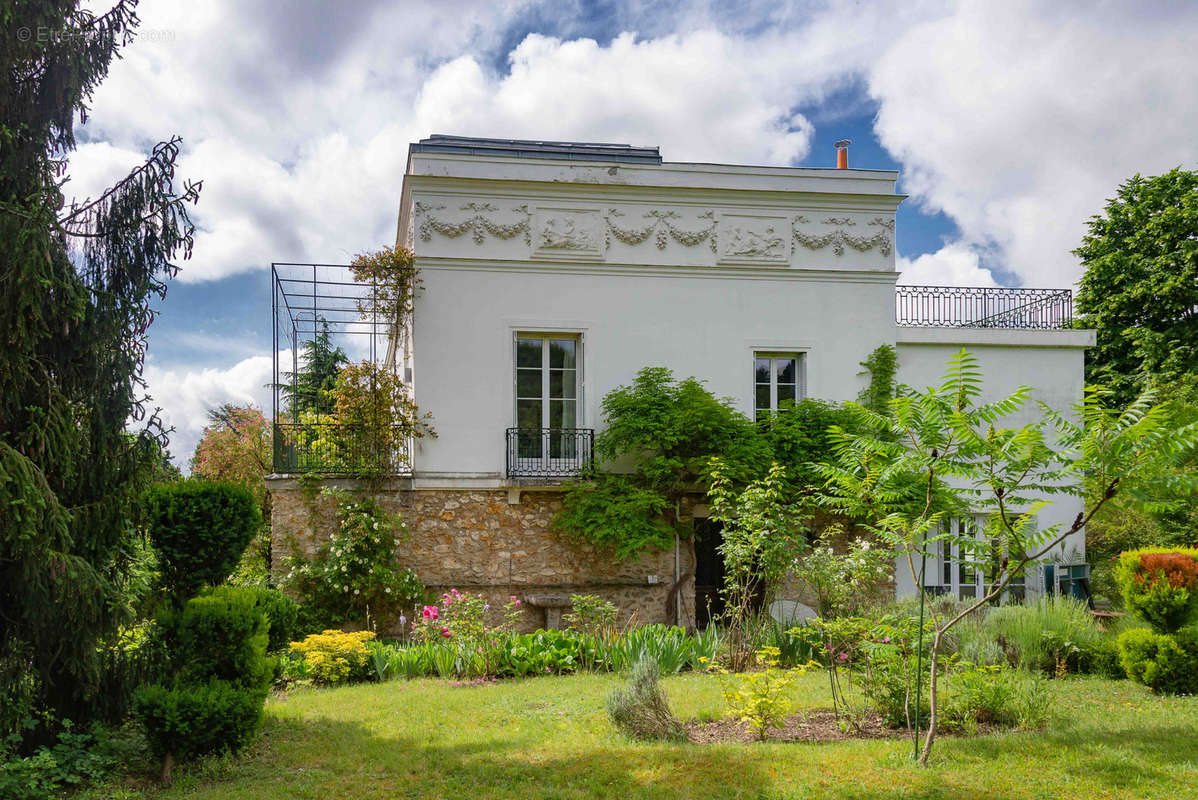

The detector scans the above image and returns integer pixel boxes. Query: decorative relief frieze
[792,214,893,257]
[603,209,718,252]
[532,208,603,260]
[413,198,894,262]
[717,214,789,263]
[414,201,532,246]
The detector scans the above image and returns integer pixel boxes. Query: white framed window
[754,352,804,420]
[925,516,986,601]
[513,333,583,464]
[924,515,1030,604]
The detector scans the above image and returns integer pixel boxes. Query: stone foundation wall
[269,480,696,632]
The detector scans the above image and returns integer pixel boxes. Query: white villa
[268,134,1096,628]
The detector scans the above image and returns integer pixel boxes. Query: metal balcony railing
[896,285,1073,329]
[273,422,413,475]
[506,428,595,478]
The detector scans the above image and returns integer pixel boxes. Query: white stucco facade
[394,136,1096,601]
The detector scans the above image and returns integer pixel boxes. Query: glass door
[515,334,580,467]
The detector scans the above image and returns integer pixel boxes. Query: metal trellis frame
[271,262,411,475]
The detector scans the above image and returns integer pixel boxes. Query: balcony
[273,422,413,475]
[506,428,595,478]
[896,286,1073,330]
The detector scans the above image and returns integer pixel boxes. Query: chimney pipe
[835,139,851,169]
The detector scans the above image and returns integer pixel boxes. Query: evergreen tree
[0,1,200,730]
[281,325,347,417]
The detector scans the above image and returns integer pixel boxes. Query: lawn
[96,672,1198,800]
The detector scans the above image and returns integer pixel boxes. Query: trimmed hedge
[165,588,272,689]
[1113,548,1198,633]
[133,680,267,762]
[241,585,302,653]
[1115,548,1198,694]
[1118,627,1198,695]
[144,481,261,604]
[133,588,272,781]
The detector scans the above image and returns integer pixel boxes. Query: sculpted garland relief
[414,201,532,246]
[791,215,894,257]
[413,200,894,261]
[603,209,718,252]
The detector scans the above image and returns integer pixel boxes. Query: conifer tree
[0,1,200,730]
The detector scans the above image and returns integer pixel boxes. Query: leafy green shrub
[0,721,125,800]
[1114,548,1198,633]
[606,655,685,741]
[1078,634,1125,679]
[563,594,618,637]
[165,588,273,689]
[1117,626,1198,694]
[283,490,423,625]
[757,398,859,487]
[133,680,266,765]
[289,630,376,685]
[496,629,596,676]
[238,585,301,653]
[132,590,272,781]
[557,366,770,559]
[942,665,1049,732]
[144,481,261,604]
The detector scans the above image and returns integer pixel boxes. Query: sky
[64,0,1198,467]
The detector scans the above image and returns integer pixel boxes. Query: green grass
[91,672,1198,800]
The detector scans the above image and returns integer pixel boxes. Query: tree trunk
[160,751,173,784]
[918,631,943,765]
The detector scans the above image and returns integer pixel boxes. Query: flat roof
[410,134,663,164]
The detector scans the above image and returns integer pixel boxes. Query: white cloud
[411,31,818,166]
[144,354,275,468]
[869,0,1198,288]
[897,243,997,287]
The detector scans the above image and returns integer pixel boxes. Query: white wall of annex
[410,265,897,476]
[893,342,1090,599]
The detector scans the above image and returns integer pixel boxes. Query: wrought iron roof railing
[896,285,1073,330]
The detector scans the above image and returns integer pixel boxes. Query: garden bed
[686,710,901,743]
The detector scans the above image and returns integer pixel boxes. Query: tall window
[754,353,802,420]
[515,334,579,460]
[925,515,1026,603]
[941,517,983,600]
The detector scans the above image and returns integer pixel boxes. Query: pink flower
[422,605,439,620]
[838,652,849,661]
[451,589,460,598]
[440,627,451,638]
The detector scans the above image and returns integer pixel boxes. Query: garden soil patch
[686,711,907,744]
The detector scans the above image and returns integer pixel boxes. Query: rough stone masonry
[268,479,697,632]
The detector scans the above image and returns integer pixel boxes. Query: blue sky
[65,0,1198,465]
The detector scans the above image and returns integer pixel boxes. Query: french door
[514,334,582,467]
[937,516,985,601]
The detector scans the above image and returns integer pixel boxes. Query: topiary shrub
[144,481,261,605]
[605,654,685,741]
[133,679,267,781]
[133,589,272,782]
[1113,548,1198,633]
[241,586,302,653]
[1114,548,1198,695]
[1117,626,1198,695]
[165,588,273,689]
